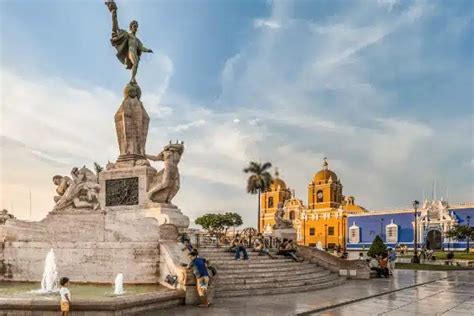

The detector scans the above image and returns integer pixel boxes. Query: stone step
[214,276,346,298]
[215,269,331,286]
[199,252,283,258]
[214,262,316,273]
[216,271,334,291]
[209,259,297,267]
[213,266,325,279]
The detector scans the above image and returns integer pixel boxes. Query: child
[187,250,210,307]
[59,277,71,315]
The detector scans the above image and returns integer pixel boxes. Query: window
[386,220,398,243]
[268,197,274,208]
[309,228,315,236]
[309,243,316,247]
[289,211,295,220]
[328,243,336,250]
[328,227,334,236]
[349,223,360,244]
[316,190,324,202]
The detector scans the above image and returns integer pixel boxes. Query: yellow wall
[298,211,348,248]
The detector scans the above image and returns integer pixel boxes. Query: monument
[272,202,297,241]
[0,0,189,293]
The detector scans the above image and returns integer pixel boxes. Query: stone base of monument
[141,204,190,231]
[0,210,163,283]
[272,228,297,241]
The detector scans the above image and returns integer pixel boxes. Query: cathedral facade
[259,159,473,252]
[260,159,366,249]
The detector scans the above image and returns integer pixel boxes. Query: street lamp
[466,215,471,254]
[324,224,328,251]
[413,200,420,264]
[380,218,384,239]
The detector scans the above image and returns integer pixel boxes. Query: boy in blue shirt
[187,250,210,307]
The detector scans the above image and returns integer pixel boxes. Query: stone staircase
[198,247,345,298]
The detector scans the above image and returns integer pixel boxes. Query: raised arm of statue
[105,0,120,33]
[146,152,164,162]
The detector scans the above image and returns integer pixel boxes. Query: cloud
[171,119,206,132]
[254,19,281,29]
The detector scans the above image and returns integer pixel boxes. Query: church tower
[260,170,291,232]
[307,158,343,210]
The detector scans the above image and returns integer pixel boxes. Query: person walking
[387,248,397,275]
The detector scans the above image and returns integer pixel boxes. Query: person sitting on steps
[253,233,276,259]
[233,234,249,260]
[284,239,304,262]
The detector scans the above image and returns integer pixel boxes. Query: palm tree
[243,161,273,232]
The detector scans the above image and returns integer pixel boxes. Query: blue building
[346,200,473,251]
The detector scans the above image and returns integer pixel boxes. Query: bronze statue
[105,0,153,84]
[146,142,184,204]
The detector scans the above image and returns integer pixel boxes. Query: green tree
[220,212,243,236]
[93,162,103,175]
[367,235,388,258]
[195,212,243,238]
[446,225,474,253]
[243,161,273,232]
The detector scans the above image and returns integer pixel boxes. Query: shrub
[367,235,388,258]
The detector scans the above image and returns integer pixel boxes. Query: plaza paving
[150,270,474,316]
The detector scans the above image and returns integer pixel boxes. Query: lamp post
[380,218,384,239]
[413,200,420,264]
[342,215,347,252]
[466,216,471,253]
[324,224,328,251]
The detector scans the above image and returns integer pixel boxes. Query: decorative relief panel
[105,177,139,206]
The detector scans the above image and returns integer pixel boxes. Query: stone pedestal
[99,166,157,209]
[98,166,189,230]
[138,204,189,231]
[114,96,149,163]
[272,228,297,241]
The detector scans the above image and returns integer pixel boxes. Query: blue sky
[1,0,473,226]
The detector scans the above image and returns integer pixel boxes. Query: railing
[186,233,273,249]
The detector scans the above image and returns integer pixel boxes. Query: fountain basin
[0,282,184,315]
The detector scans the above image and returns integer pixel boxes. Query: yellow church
[260,158,367,249]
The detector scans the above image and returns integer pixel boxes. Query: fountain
[114,273,124,295]
[40,249,58,293]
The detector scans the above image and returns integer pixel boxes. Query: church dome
[270,177,287,191]
[313,158,338,183]
[270,169,287,191]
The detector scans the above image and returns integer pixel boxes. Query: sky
[0,0,473,227]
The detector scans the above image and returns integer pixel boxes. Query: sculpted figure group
[273,202,293,229]
[146,141,184,205]
[52,141,184,211]
[52,167,101,212]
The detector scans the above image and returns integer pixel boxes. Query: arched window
[289,211,295,220]
[316,190,324,203]
[268,197,274,208]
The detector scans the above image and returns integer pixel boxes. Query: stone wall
[0,209,162,283]
[297,246,371,279]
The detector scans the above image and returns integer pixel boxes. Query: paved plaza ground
[151,270,474,316]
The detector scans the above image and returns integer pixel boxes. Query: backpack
[208,265,217,276]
